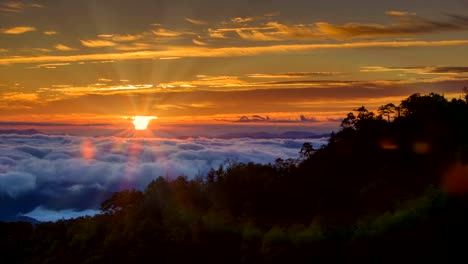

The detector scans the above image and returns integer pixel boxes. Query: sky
[0,0,467,131]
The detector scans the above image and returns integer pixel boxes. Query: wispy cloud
[80,39,117,48]
[232,17,254,23]
[55,44,77,51]
[185,18,208,25]
[1,39,467,65]
[28,62,71,69]
[43,31,57,36]
[1,92,37,101]
[246,72,341,79]
[361,66,468,75]
[114,43,152,51]
[152,28,184,37]
[209,12,468,42]
[2,26,36,34]
[192,39,208,46]
[316,11,468,39]
[0,1,44,13]
[99,34,143,42]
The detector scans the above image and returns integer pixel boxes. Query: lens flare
[131,116,157,130]
[81,140,95,159]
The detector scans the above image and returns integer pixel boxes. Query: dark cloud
[232,115,321,123]
[316,12,468,39]
[428,66,468,74]
[361,66,468,75]
[0,122,111,127]
[0,134,328,221]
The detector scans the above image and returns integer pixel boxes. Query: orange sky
[0,0,467,128]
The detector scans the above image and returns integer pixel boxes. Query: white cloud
[0,134,328,220]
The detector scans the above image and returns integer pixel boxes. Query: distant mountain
[0,129,42,135]
[217,131,330,139]
[0,215,41,224]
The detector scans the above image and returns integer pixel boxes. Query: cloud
[0,171,36,197]
[2,26,36,34]
[80,39,117,48]
[185,18,208,25]
[316,12,468,39]
[233,115,320,123]
[263,22,323,40]
[208,28,227,39]
[0,1,44,13]
[246,72,340,79]
[361,66,468,75]
[192,39,208,46]
[55,44,77,51]
[236,29,281,41]
[28,62,71,69]
[209,12,468,42]
[0,121,110,127]
[152,28,184,37]
[0,134,327,220]
[428,67,468,74]
[99,34,143,42]
[1,92,38,102]
[1,40,467,65]
[114,43,152,51]
[43,31,57,36]
[232,17,254,23]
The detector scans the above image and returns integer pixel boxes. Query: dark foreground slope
[1,92,468,263]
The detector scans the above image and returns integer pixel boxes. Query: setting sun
[132,116,157,130]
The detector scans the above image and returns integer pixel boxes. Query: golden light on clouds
[55,44,77,51]
[80,40,117,48]
[2,26,36,34]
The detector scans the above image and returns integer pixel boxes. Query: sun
[131,116,157,130]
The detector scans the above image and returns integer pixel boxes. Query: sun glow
[131,116,157,130]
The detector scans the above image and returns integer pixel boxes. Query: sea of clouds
[0,134,328,221]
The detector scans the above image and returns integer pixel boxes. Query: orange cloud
[1,40,467,65]
[99,34,143,42]
[0,1,43,13]
[232,17,254,23]
[55,44,77,51]
[43,31,57,36]
[361,66,468,75]
[315,12,468,39]
[2,26,36,34]
[185,18,208,25]
[192,39,208,46]
[29,63,71,69]
[246,72,340,79]
[80,40,117,48]
[152,28,183,37]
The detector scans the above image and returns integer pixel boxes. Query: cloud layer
[0,134,327,221]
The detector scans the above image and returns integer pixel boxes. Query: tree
[341,112,357,129]
[100,190,144,214]
[378,103,397,122]
[299,142,314,161]
[463,87,468,102]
